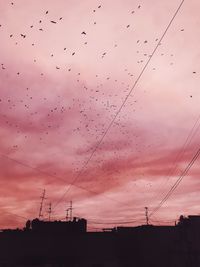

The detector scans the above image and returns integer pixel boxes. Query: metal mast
[48,202,52,221]
[38,189,46,219]
[65,201,73,221]
[70,201,73,221]
[145,207,149,225]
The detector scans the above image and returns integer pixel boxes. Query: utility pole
[70,200,73,221]
[145,207,149,225]
[48,202,52,221]
[38,189,46,219]
[66,208,69,221]
[65,201,73,221]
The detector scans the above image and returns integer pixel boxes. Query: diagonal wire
[149,113,200,204]
[0,153,127,205]
[150,147,200,217]
[52,0,185,210]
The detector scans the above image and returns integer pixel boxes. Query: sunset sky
[0,0,200,230]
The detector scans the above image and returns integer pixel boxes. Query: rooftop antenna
[66,208,70,221]
[70,200,73,221]
[65,201,73,221]
[38,189,46,219]
[145,207,149,225]
[48,202,52,221]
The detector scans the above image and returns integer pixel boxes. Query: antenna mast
[70,200,73,221]
[48,202,52,221]
[65,201,73,221]
[66,208,69,221]
[145,207,149,225]
[38,189,46,219]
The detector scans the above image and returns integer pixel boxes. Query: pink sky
[0,0,200,229]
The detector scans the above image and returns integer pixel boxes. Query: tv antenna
[66,201,73,221]
[145,207,149,225]
[38,189,46,219]
[48,202,52,221]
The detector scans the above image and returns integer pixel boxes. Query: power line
[0,153,127,206]
[52,0,185,210]
[150,113,200,205]
[87,226,104,231]
[45,209,145,225]
[0,153,96,194]
[87,219,145,225]
[150,147,200,217]
[86,214,144,224]
[154,148,200,213]
[150,219,175,224]
[0,211,28,221]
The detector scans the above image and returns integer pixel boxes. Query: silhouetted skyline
[0,0,200,231]
[1,214,200,266]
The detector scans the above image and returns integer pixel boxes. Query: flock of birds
[0,1,198,217]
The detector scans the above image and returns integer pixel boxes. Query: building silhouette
[0,215,200,266]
